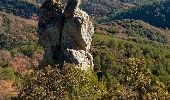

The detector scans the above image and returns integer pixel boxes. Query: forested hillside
[119,0,163,4]
[1,15,170,99]
[81,0,132,17]
[0,0,133,21]
[0,0,170,99]
[93,20,170,90]
[109,0,170,29]
[0,0,38,19]
[0,12,43,99]
[95,19,169,44]
[13,20,170,99]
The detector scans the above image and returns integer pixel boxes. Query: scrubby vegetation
[1,18,170,99]
[95,19,168,44]
[92,33,170,90]
[1,0,170,99]
[0,13,38,50]
[13,59,170,99]
[119,0,163,5]
[15,64,106,99]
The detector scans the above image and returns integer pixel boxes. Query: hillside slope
[0,0,170,99]
[119,0,163,4]
[81,0,133,17]
[109,0,170,29]
[0,11,42,75]
[0,12,38,50]
[95,19,170,45]
[0,0,133,21]
[0,0,38,19]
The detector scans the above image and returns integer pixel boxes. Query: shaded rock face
[38,0,94,70]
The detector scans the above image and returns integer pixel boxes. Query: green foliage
[0,0,38,19]
[0,14,38,50]
[1,0,170,99]
[107,27,119,34]
[0,61,10,68]
[10,43,43,57]
[23,25,36,33]
[0,67,16,81]
[16,65,106,99]
[110,0,170,29]
[103,57,170,99]
[2,16,10,32]
[96,19,167,44]
[92,34,170,94]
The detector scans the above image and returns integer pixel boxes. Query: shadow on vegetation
[0,0,39,19]
[112,0,170,29]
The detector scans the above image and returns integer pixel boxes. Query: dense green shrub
[0,67,16,81]
[101,57,170,99]
[2,16,10,32]
[10,43,43,57]
[16,64,106,99]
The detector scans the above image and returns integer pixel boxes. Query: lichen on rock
[38,0,94,70]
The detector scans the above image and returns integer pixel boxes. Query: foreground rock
[38,0,94,70]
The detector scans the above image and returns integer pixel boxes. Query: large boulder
[38,0,94,70]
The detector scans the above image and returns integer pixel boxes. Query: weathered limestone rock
[64,0,81,17]
[38,0,94,70]
[62,8,94,51]
[38,0,64,65]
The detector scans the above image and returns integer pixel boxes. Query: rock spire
[38,0,94,70]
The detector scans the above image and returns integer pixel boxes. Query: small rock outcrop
[38,0,94,70]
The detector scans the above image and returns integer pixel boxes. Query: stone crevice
[38,0,94,70]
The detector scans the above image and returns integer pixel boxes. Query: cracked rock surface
[38,0,94,70]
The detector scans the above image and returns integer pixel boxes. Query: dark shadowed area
[0,0,38,19]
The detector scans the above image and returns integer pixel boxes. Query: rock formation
[38,0,94,70]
